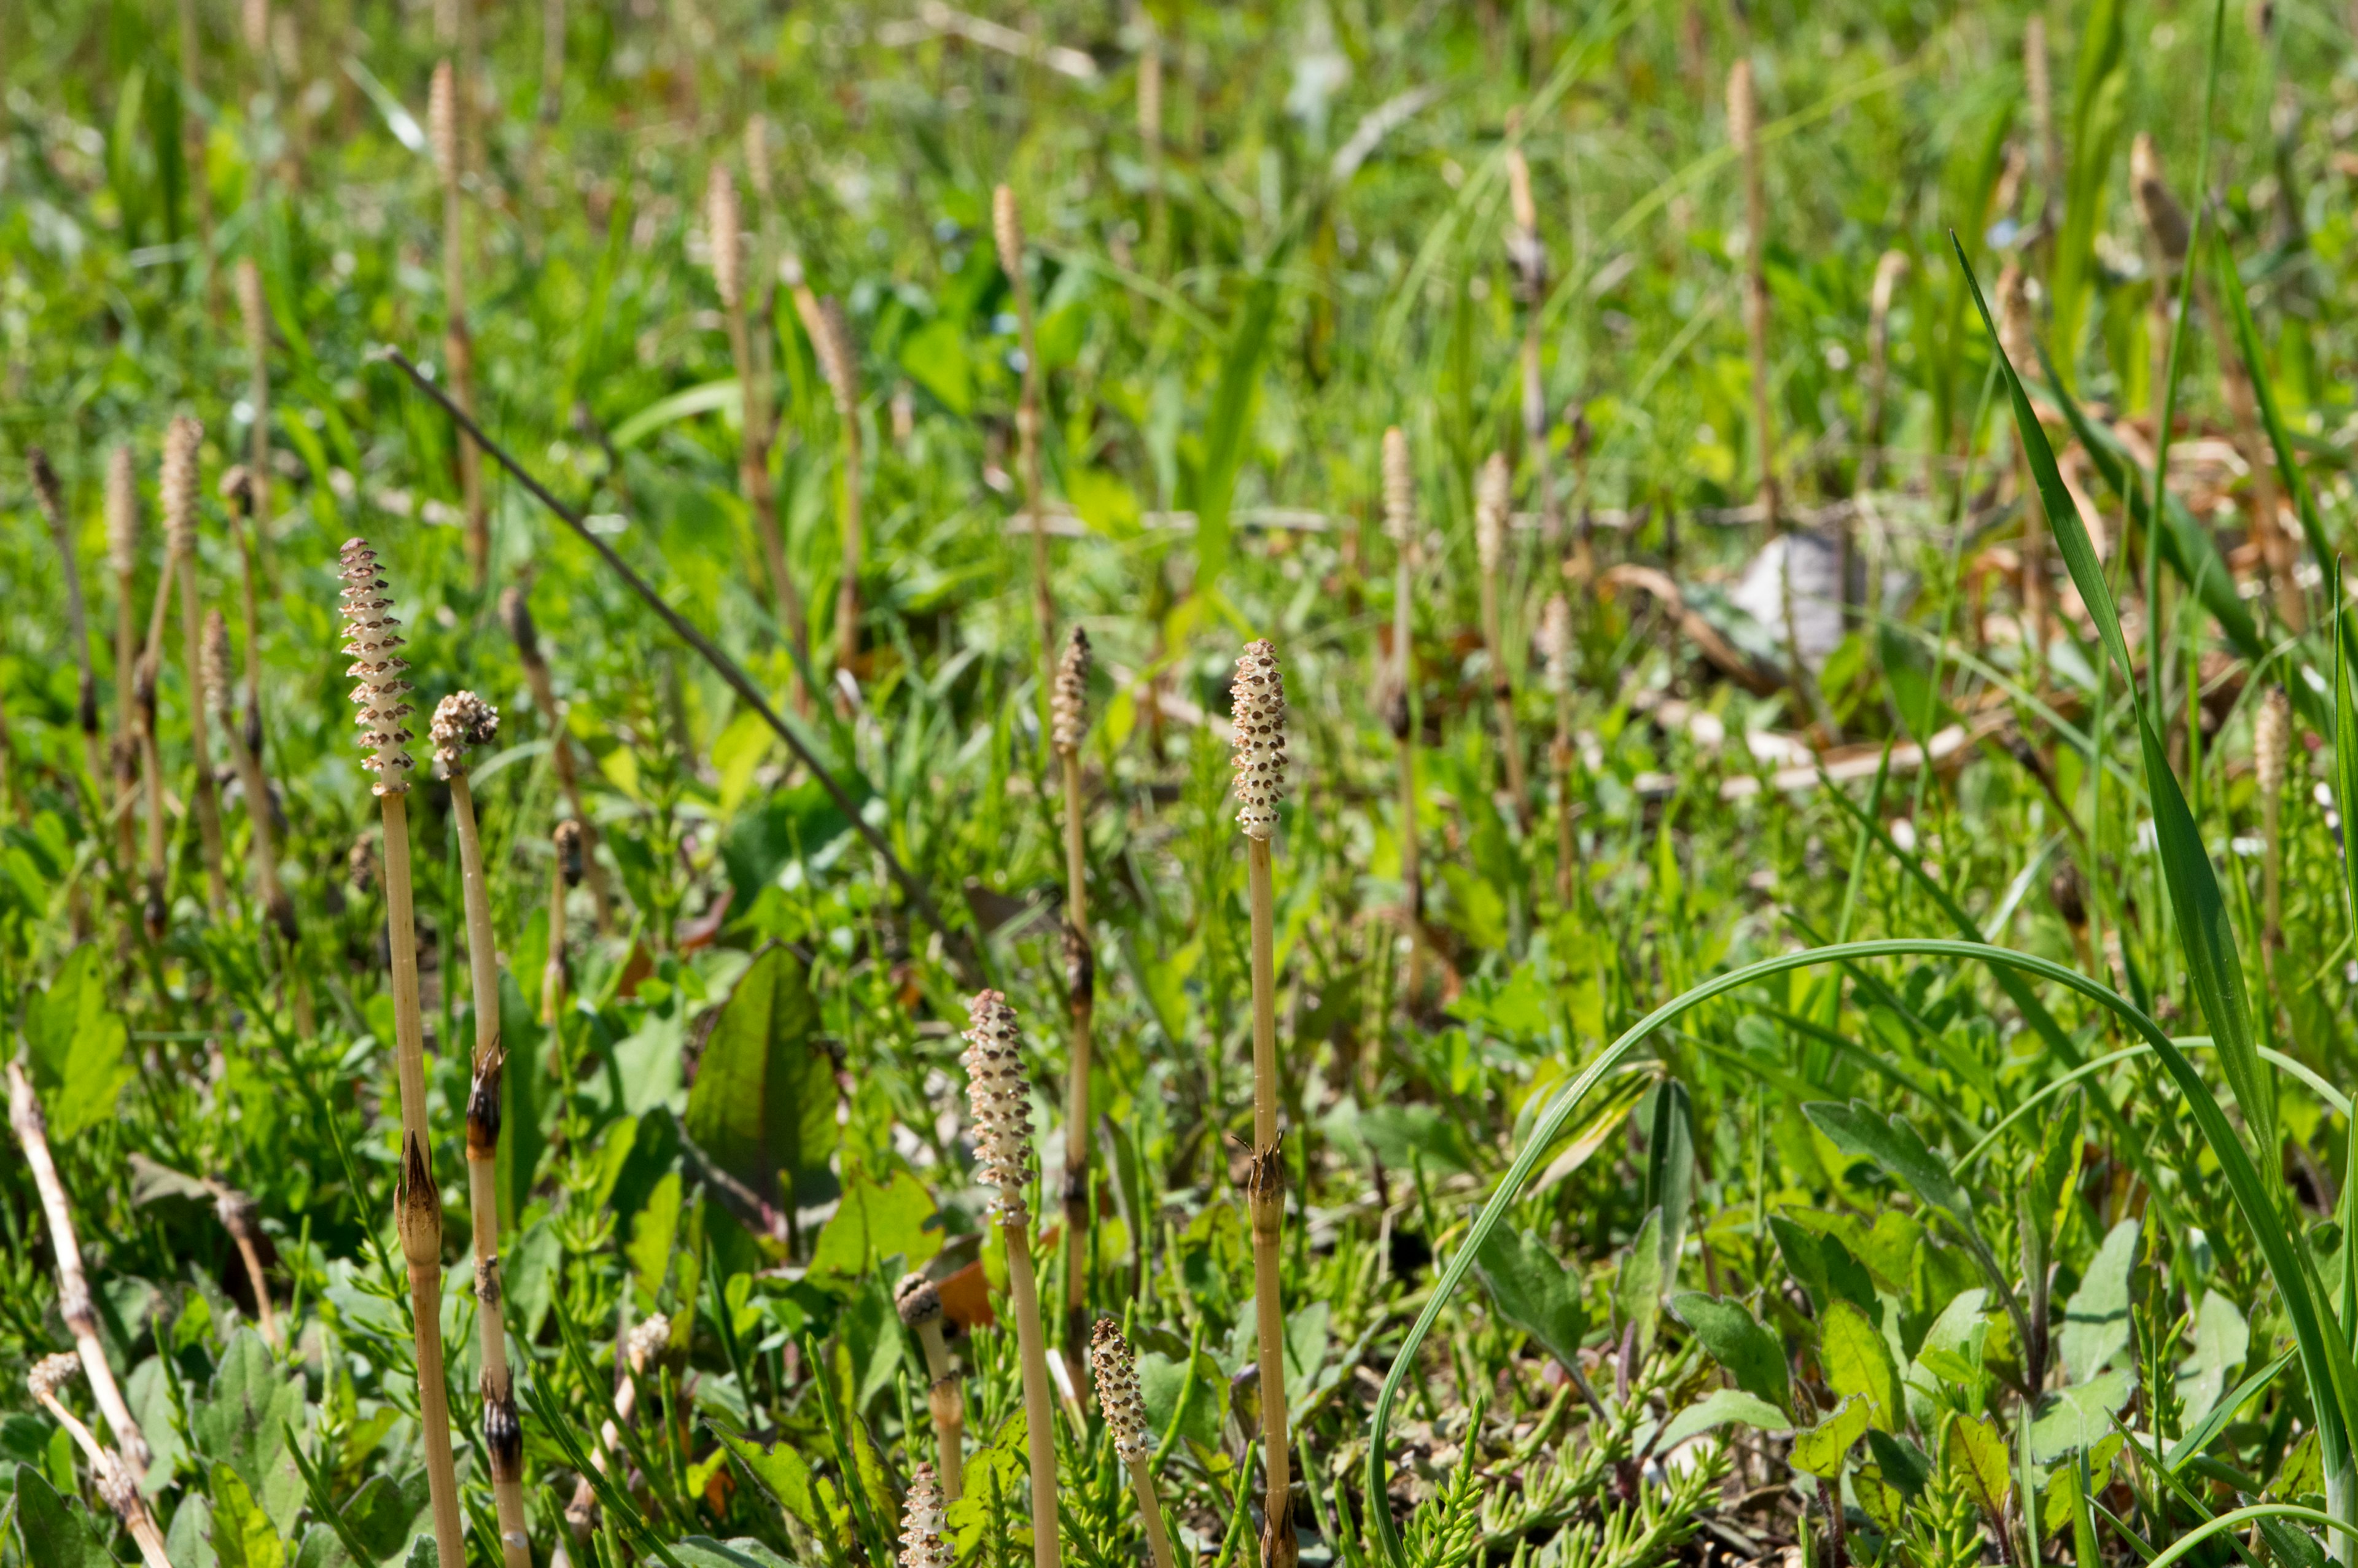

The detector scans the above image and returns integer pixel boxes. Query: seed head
[219,465,254,518]
[992,184,1024,286]
[1382,427,1414,543]
[626,1313,673,1372]
[707,163,742,310]
[338,538,415,794]
[1539,594,1573,697]
[1726,59,1756,157]
[2256,686,2291,798]
[1475,452,1511,576]
[962,990,1036,1213]
[429,60,459,182]
[1230,638,1287,841]
[554,818,586,887]
[27,1352,80,1404]
[236,258,268,360]
[202,610,232,719]
[1092,1319,1150,1465]
[431,690,500,778]
[2130,133,2190,265]
[899,1462,952,1568]
[1052,626,1091,755]
[162,416,203,557]
[809,296,858,408]
[106,446,137,576]
[744,115,774,201]
[894,1271,944,1329]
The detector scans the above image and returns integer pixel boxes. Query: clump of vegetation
[12,2,2358,1566]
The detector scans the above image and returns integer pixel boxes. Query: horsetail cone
[162,417,201,556]
[2131,133,2191,263]
[236,258,267,359]
[900,1464,952,1568]
[962,990,1036,1217]
[1726,58,1755,157]
[1475,452,1511,577]
[431,690,499,779]
[744,114,773,199]
[429,60,458,182]
[992,184,1023,283]
[338,540,415,794]
[1052,627,1090,755]
[1231,640,1287,841]
[28,1351,79,1405]
[1092,1319,1150,1465]
[1540,594,1573,696]
[707,163,742,311]
[1382,427,1414,541]
[2256,688,2290,799]
[106,448,136,575]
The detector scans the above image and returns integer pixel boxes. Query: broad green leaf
[1138,1349,1227,1451]
[2031,1369,2136,1462]
[1866,1430,1932,1498]
[1802,1101,1970,1225]
[1821,1300,1901,1431]
[1789,1396,1870,1479]
[21,945,134,1144]
[1657,1388,1789,1452]
[627,1171,684,1303]
[685,944,839,1213]
[191,1330,305,1537]
[808,1164,944,1278]
[209,1462,289,1568]
[714,1427,823,1532]
[1471,1227,1587,1372]
[1645,1082,1695,1295]
[1913,1288,1990,1386]
[2177,1289,2251,1430]
[2057,1219,2139,1383]
[10,1463,111,1568]
[1947,1412,2012,1520]
[336,1470,429,1564]
[1670,1292,1788,1410]
[1614,1208,1665,1356]
[1771,1216,1878,1325]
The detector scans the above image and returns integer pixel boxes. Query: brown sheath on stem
[897,1273,966,1499]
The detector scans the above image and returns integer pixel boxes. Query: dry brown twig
[26,1354,171,1568]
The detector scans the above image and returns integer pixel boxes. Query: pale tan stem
[1734,69,1778,541]
[540,0,566,120]
[7,1062,151,1473]
[1059,748,1093,1376]
[379,792,431,1150]
[179,0,220,323]
[403,1206,468,1568]
[204,1182,278,1346]
[113,557,140,874]
[28,1381,171,1568]
[136,571,173,933]
[174,547,227,911]
[2263,790,2284,951]
[1003,1222,1063,1568]
[1478,566,1530,827]
[1123,1456,1179,1568]
[219,696,290,937]
[835,403,864,678]
[246,320,273,577]
[1245,837,1293,1568]
[914,1318,967,1500]
[1393,546,1422,1022]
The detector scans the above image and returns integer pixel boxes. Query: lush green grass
[9,1,2358,1565]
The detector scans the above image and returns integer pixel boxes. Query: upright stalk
[546,817,582,1023]
[29,451,103,802]
[896,1273,967,1499]
[136,560,173,938]
[1231,639,1294,1568]
[2257,686,2289,953]
[709,160,807,702]
[203,610,297,961]
[963,992,1061,1568]
[26,1355,170,1568]
[163,418,227,910]
[1473,454,1530,826]
[178,0,220,320]
[1093,1321,1179,1568]
[430,58,488,588]
[1137,23,1166,271]
[434,693,532,1568]
[502,587,614,931]
[1503,147,1555,553]
[1996,265,2047,685]
[793,282,865,680]
[996,185,1056,667]
[1051,627,1095,1376]
[1382,429,1423,1022]
[234,260,274,571]
[1539,594,1576,906]
[338,539,465,1568]
[107,449,141,880]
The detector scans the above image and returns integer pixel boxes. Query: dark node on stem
[554,818,585,887]
[28,446,63,522]
[267,887,298,945]
[465,1055,504,1158]
[395,1133,442,1267]
[482,1378,523,1484]
[1245,1138,1287,1203]
[242,704,262,759]
[475,1254,502,1308]
[499,586,541,664]
[2049,864,2087,929]
[219,465,254,517]
[1062,1164,1089,1206]
[142,880,167,941]
[1062,918,1094,1009]
[76,673,98,738]
[1383,686,1411,742]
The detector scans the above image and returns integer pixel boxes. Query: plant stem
[7,1061,152,1472]
[1553,686,1576,907]
[912,1315,967,1499]
[1477,546,1530,829]
[727,285,806,708]
[174,538,227,911]
[1123,1457,1179,1568]
[1003,1221,1063,1568]
[1245,836,1293,1568]
[378,790,467,1568]
[1059,745,1094,1383]
[28,1365,171,1568]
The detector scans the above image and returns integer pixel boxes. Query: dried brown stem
[26,1355,171,1568]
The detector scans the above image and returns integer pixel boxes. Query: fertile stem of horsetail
[233,262,276,578]
[1382,428,1422,1019]
[135,554,173,938]
[28,451,104,802]
[996,185,1056,666]
[203,611,295,949]
[709,161,806,703]
[1474,454,1530,826]
[790,273,864,678]
[338,538,466,1568]
[1137,26,1166,269]
[2257,687,2289,953]
[963,991,1061,1568]
[896,1273,967,1500]
[164,418,227,911]
[26,1355,171,1568]
[1540,594,1576,906]
[1994,263,2047,680]
[1727,60,1778,541]
[1094,1320,1179,1568]
[1051,627,1095,1379]
[1231,639,1295,1568]
[430,60,488,589]
[547,817,583,1023]
[1503,146,1555,552]
[502,586,614,931]
[900,1461,953,1568]
[9,1062,152,1473]
[107,449,141,879]
[432,692,532,1568]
